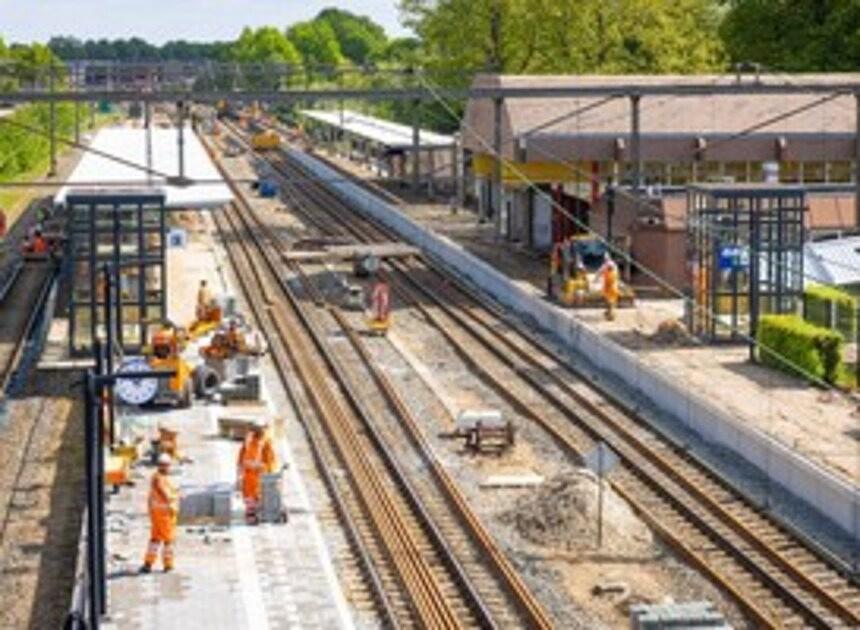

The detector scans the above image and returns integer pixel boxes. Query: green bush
[804,283,857,340]
[0,102,76,183]
[758,314,844,385]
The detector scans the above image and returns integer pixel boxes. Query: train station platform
[53,126,233,209]
[100,212,353,630]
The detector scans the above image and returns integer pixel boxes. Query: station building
[462,74,860,290]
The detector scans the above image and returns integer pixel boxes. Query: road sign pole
[597,443,604,549]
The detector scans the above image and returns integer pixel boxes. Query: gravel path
[0,370,85,629]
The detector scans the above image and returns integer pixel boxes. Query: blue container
[259,180,278,198]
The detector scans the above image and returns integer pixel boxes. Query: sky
[0,0,410,44]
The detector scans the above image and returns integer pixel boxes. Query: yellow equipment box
[105,456,130,489]
[251,130,281,151]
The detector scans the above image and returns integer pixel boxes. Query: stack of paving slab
[629,601,729,629]
[179,481,235,526]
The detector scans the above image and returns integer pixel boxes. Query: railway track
[208,133,554,627]
[0,260,53,397]
[216,119,860,628]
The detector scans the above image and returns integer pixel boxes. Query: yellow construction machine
[188,298,223,340]
[144,326,194,408]
[548,235,635,308]
[251,130,281,151]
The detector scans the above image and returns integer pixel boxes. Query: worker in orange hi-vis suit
[31,230,48,254]
[141,454,179,573]
[370,279,390,323]
[237,420,277,525]
[598,254,620,321]
[196,280,213,320]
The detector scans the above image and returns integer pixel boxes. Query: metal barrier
[64,265,177,629]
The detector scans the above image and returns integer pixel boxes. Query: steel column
[177,101,186,180]
[855,92,860,228]
[411,99,420,192]
[630,94,642,194]
[83,368,102,629]
[493,96,503,235]
[453,133,464,206]
[49,64,57,176]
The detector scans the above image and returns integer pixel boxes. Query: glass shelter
[66,192,167,355]
[687,184,806,349]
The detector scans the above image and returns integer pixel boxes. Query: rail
[206,127,554,627]
[229,122,860,628]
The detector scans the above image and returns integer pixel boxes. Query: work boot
[140,564,152,574]
[164,565,174,573]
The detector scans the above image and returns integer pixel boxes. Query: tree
[229,27,302,89]
[721,0,860,71]
[400,0,724,77]
[231,26,302,65]
[379,37,421,65]
[9,42,61,86]
[286,20,344,68]
[316,8,388,64]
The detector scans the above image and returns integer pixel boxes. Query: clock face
[115,357,158,406]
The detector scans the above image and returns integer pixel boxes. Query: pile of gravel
[499,470,654,554]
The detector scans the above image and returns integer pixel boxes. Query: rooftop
[54,126,233,209]
[463,74,859,162]
[805,236,860,286]
[301,109,455,150]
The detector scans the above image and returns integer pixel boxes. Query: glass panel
[780,161,801,183]
[803,162,826,183]
[670,162,693,186]
[829,161,852,182]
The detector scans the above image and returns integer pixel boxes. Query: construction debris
[649,319,697,347]
[480,472,544,489]
[629,600,730,629]
[499,470,653,553]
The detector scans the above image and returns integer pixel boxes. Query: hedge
[804,283,857,340]
[758,314,844,385]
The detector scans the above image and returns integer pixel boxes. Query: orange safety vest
[148,471,178,513]
[148,471,178,542]
[32,236,48,253]
[602,264,620,303]
[238,434,276,500]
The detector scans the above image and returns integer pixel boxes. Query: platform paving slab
[103,210,353,630]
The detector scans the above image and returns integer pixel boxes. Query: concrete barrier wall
[292,149,860,539]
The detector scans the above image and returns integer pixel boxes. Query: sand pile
[649,319,696,347]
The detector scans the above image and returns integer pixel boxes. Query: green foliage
[287,20,344,67]
[49,36,231,62]
[804,283,857,340]
[721,0,860,71]
[0,103,75,181]
[317,8,388,64]
[399,0,724,77]
[758,314,844,385]
[231,27,302,66]
[0,43,75,188]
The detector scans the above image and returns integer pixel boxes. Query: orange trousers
[143,509,176,569]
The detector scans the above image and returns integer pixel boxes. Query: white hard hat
[157,453,172,467]
[252,418,269,429]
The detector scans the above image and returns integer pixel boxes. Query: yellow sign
[472,153,587,184]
